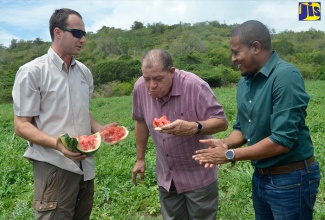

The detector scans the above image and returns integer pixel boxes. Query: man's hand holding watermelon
[157,119,196,136]
[58,122,129,158]
[56,137,87,160]
[153,115,221,136]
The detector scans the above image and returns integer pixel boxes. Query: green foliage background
[1,20,324,219]
[1,21,325,103]
[0,81,324,220]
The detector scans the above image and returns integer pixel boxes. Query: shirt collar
[244,51,279,80]
[258,51,279,77]
[48,47,76,71]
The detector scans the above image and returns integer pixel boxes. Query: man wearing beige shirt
[12,8,114,220]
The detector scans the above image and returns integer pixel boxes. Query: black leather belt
[257,156,315,175]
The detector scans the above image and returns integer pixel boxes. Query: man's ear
[54,27,62,39]
[251,41,262,54]
[169,67,176,78]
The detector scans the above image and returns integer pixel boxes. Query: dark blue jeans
[252,161,321,220]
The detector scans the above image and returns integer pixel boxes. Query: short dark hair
[230,20,271,50]
[49,8,82,41]
[142,49,173,72]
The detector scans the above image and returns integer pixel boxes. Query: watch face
[226,150,235,160]
[196,122,203,134]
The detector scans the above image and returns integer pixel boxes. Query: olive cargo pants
[33,161,94,220]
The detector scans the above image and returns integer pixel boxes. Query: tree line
[1,20,324,103]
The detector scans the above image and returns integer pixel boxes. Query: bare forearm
[222,129,247,149]
[14,116,57,149]
[200,117,228,135]
[234,137,289,161]
[135,120,149,161]
[90,114,104,133]
[222,130,289,161]
[14,115,86,160]
[194,136,289,166]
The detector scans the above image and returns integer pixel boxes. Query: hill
[1,21,324,103]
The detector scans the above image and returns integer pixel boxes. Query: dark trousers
[159,180,218,220]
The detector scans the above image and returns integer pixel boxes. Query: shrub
[93,81,134,98]
[214,64,241,86]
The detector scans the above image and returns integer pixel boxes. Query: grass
[0,80,324,219]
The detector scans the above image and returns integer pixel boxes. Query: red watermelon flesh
[77,133,100,151]
[100,126,129,145]
[153,115,170,130]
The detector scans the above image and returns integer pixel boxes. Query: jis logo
[299,2,321,21]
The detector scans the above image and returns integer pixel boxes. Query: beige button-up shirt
[12,47,95,181]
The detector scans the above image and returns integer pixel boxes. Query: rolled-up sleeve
[269,68,309,148]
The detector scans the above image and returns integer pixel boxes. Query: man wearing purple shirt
[131,49,228,219]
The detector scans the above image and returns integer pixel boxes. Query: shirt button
[249,100,252,103]
[248,119,251,122]
[248,139,251,142]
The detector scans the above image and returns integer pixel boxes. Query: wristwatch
[225,149,235,162]
[195,121,203,134]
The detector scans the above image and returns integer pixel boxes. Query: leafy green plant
[1,81,324,219]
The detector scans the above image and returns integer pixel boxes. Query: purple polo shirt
[132,69,226,193]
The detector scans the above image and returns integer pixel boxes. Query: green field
[0,80,324,220]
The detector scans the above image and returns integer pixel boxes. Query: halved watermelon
[153,115,170,130]
[100,126,129,145]
[60,132,101,156]
[76,132,101,156]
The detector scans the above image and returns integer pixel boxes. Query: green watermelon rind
[60,132,101,156]
[60,133,79,152]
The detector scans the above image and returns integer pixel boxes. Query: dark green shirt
[233,51,314,168]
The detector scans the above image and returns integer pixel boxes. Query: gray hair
[142,49,173,72]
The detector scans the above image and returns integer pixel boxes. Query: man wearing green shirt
[193,20,321,219]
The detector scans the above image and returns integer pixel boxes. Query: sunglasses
[60,28,86,39]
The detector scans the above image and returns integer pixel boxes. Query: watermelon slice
[153,115,170,130]
[60,132,101,156]
[100,126,129,145]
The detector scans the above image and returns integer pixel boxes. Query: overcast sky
[0,0,324,47]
